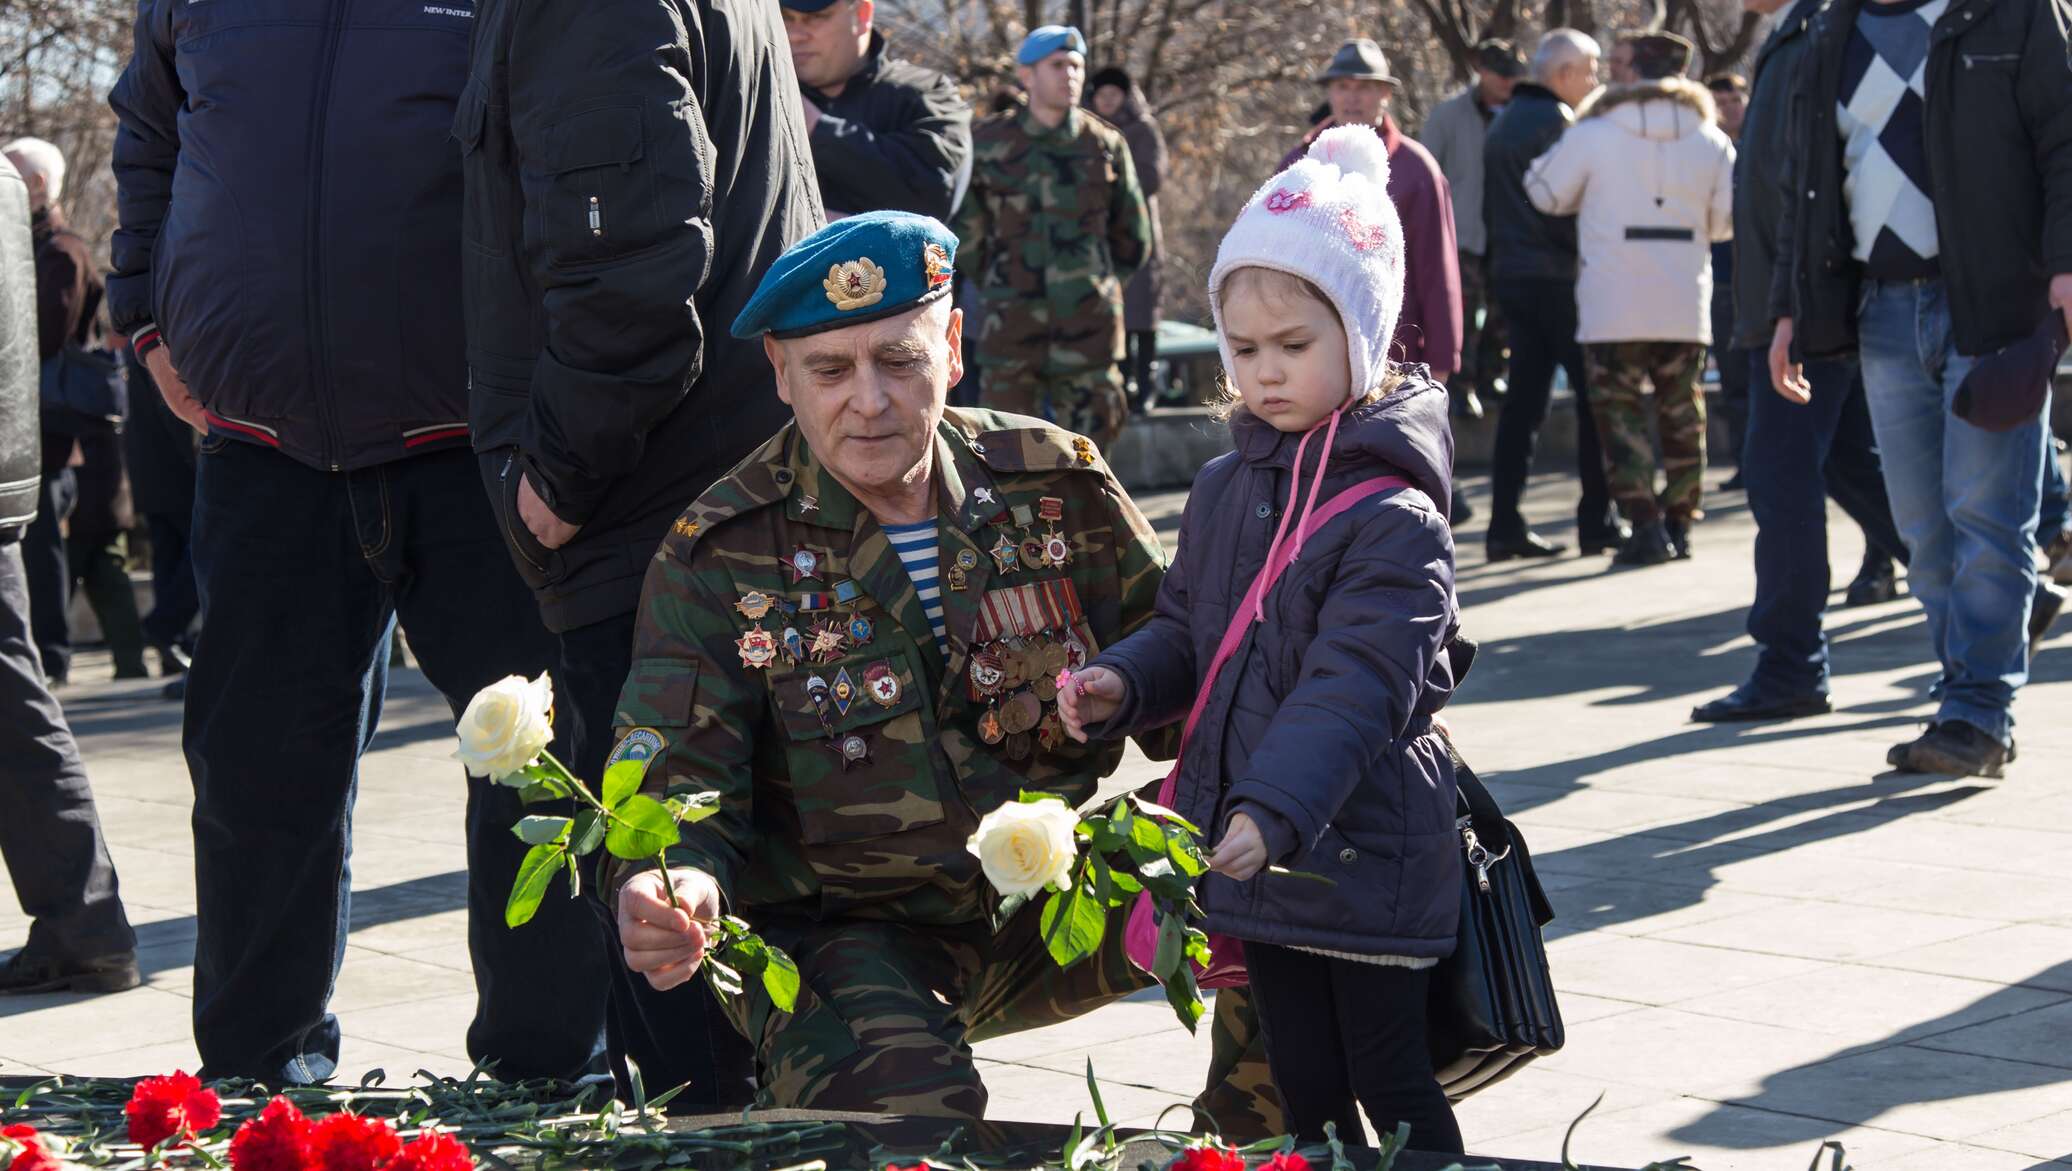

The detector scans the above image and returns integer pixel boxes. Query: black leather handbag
[39,342,127,435]
[1426,740,1564,1101]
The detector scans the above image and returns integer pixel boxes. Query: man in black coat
[458,0,821,1104]
[1768,0,2072,776]
[1481,28,1621,561]
[1689,0,1911,726]
[782,0,970,219]
[0,152,139,998]
[110,0,610,1085]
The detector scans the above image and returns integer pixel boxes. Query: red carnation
[308,1113,402,1171]
[1171,1147,1246,1171]
[1261,1155,1311,1171]
[383,1132,472,1171]
[229,1097,313,1171]
[4,1124,62,1171]
[125,1071,222,1150]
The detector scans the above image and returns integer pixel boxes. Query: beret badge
[824,258,888,311]
[924,243,952,288]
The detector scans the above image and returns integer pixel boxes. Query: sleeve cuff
[131,325,164,360]
[1231,800,1301,866]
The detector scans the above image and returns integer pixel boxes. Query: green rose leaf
[1153,909,1185,978]
[1039,886,1106,969]
[512,815,573,846]
[704,957,745,998]
[506,843,563,928]
[1162,960,1205,1033]
[516,780,561,806]
[761,947,801,1013]
[602,759,648,811]
[1128,812,1168,857]
[1167,832,1209,879]
[570,809,606,856]
[1130,795,1200,835]
[605,794,680,861]
[668,791,723,826]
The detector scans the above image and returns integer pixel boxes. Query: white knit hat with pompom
[1208,125,1405,400]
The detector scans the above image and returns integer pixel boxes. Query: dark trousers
[552,613,757,1108]
[1127,328,1160,410]
[185,440,609,1084]
[1716,346,1752,468]
[141,511,200,652]
[1744,352,1910,694]
[1246,943,1462,1153]
[1458,251,1507,399]
[0,539,136,961]
[1489,279,1614,539]
[23,470,74,678]
[67,527,147,676]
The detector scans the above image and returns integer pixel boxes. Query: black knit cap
[1626,31,1695,80]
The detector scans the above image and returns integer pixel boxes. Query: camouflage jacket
[951,108,1151,380]
[608,408,1169,927]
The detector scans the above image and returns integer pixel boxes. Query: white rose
[455,673,555,782]
[967,798,1082,897]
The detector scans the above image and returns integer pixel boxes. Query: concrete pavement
[3,468,2068,1169]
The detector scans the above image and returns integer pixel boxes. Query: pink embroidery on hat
[1264,188,1311,215]
[1338,207,1391,252]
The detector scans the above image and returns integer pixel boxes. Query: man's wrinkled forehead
[782,301,945,366]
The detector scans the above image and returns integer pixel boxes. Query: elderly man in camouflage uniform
[604,211,1273,1125]
[954,26,1151,451]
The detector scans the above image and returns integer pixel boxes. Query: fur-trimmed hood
[1577,77,1717,141]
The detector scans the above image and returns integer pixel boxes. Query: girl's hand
[1208,812,1268,882]
[1057,666,1127,742]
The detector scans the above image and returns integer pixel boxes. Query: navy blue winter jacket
[1090,376,1463,960]
[108,0,478,470]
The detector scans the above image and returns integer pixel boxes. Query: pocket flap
[616,657,699,729]
[770,651,924,741]
[540,106,644,174]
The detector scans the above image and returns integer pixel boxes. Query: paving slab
[4,469,2070,1169]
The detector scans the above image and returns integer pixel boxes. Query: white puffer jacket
[1524,78,1734,345]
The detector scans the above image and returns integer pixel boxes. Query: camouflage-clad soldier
[605,211,1274,1124]
[953,26,1151,451]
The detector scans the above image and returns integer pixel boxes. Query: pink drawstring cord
[1254,401,1349,621]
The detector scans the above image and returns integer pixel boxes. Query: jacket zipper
[304,0,353,471]
[1961,51,2019,68]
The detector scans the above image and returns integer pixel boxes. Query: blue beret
[731,210,959,340]
[1017,25,1086,66]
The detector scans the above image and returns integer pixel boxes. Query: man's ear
[854,0,875,34]
[764,334,794,407]
[944,307,965,388]
[1015,65,1035,92]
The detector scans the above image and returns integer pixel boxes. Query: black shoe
[1578,519,1630,556]
[1721,469,1745,492]
[114,660,152,681]
[1843,555,1900,608]
[1665,517,1694,560]
[2033,580,2065,653]
[162,676,187,702]
[1486,530,1568,562]
[153,639,192,676]
[0,948,142,995]
[1451,487,1475,524]
[1691,682,1833,723]
[1613,520,1675,567]
[1888,725,1936,768]
[1452,387,1485,421]
[1896,720,2013,778]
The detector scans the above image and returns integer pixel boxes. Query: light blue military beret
[1017,24,1086,66]
[730,210,958,340]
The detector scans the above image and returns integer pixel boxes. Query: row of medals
[732,584,894,772]
[971,495,1081,762]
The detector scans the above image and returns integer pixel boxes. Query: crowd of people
[0,0,2068,1158]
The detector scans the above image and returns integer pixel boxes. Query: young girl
[1059,126,1464,1152]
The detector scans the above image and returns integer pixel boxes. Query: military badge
[975,487,997,505]
[810,626,847,662]
[834,579,863,605]
[989,533,1021,574]
[956,548,980,572]
[1019,537,1047,571]
[833,731,872,771]
[946,565,969,591]
[977,707,1006,745]
[1037,496,1064,523]
[806,674,832,712]
[970,652,1005,693]
[1000,691,1042,735]
[1011,503,1035,527]
[864,663,901,707]
[923,242,952,288]
[782,625,806,664]
[672,517,700,539]
[789,545,821,584]
[1062,629,1089,669]
[735,590,777,621]
[800,495,818,512]
[847,614,874,646]
[823,257,887,311]
[1045,534,1072,567]
[1004,731,1033,761]
[606,727,666,769]
[736,628,777,670]
[831,667,856,716]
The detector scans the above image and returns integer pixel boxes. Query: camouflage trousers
[1582,342,1708,525]
[980,366,1129,452]
[719,903,1281,1136]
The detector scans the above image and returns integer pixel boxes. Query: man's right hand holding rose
[1057,666,1127,743]
[616,867,723,991]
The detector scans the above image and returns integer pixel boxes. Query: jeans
[23,470,74,678]
[1744,352,1910,694]
[1489,278,1615,539]
[1855,279,2045,743]
[553,613,757,1108]
[2042,446,2069,541]
[1245,943,1462,1153]
[186,439,609,1084]
[0,539,136,962]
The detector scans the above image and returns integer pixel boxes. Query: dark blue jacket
[108,0,478,471]
[1091,376,1463,959]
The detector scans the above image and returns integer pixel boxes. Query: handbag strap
[1155,474,1413,804]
